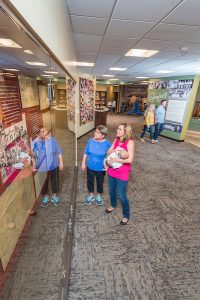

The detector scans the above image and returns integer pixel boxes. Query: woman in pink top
[105,123,134,225]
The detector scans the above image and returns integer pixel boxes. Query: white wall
[9,0,77,78]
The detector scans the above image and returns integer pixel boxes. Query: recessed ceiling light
[44,71,58,74]
[0,38,21,48]
[71,62,94,66]
[155,70,174,74]
[109,67,127,71]
[4,68,19,72]
[114,85,119,86]
[125,49,158,57]
[41,74,53,77]
[109,78,119,81]
[26,61,47,66]
[136,76,149,79]
[102,74,114,77]
[24,49,34,54]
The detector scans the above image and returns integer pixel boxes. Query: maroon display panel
[24,106,43,140]
[0,73,22,128]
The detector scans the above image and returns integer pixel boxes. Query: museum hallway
[1,114,200,300]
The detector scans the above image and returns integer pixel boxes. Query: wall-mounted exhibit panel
[147,76,200,141]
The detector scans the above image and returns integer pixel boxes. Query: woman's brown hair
[119,123,133,142]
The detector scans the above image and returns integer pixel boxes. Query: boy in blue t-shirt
[81,125,110,205]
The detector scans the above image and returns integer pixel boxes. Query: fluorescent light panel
[44,71,58,74]
[4,68,19,71]
[136,76,149,79]
[155,70,174,74]
[26,61,47,66]
[24,50,34,54]
[0,38,21,48]
[109,78,119,81]
[72,62,94,66]
[125,49,158,57]
[109,67,127,71]
[102,74,114,77]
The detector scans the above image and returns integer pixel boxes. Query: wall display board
[67,79,76,123]
[0,116,30,191]
[18,75,39,108]
[147,77,197,140]
[38,82,49,110]
[0,73,22,127]
[79,78,94,125]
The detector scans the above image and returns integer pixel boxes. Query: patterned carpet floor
[68,114,200,300]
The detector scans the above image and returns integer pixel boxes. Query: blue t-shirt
[32,137,62,172]
[156,105,166,124]
[84,138,111,171]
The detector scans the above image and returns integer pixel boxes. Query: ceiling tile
[177,53,200,60]
[134,39,173,50]
[99,47,129,56]
[76,52,97,62]
[106,19,156,38]
[163,0,200,26]
[67,0,115,17]
[74,34,103,52]
[102,36,138,49]
[70,16,108,35]
[112,56,145,68]
[165,42,200,53]
[95,54,121,67]
[113,0,181,22]
[181,30,200,43]
[146,23,199,41]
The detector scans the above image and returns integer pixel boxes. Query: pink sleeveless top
[107,138,131,181]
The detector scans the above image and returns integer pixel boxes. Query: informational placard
[148,78,194,135]
[79,78,94,125]
[18,75,39,108]
[0,73,22,127]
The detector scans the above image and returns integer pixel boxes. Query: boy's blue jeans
[108,175,130,219]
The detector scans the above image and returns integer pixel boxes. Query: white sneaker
[152,139,158,144]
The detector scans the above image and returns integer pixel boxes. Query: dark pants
[141,125,154,139]
[108,175,130,219]
[154,123,164,140]
[87,167,105,194]
[42,167,59,195]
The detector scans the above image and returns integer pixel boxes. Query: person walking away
[152,99,167,143]
[112,100,116,113]
[105,123,134,225]
[81,125,110,205]
[140,104,155,143]
[32,127,64,207]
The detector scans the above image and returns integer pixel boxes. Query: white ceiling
[67,0,200,81]
[0,9,65,78]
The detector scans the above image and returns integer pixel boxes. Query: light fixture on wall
[125,49,158,57]
[0,38,21,48]
[26,61,47,66]
[109,67,127,71]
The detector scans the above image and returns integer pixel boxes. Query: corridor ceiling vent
[155,70,174,74]
[71,62,94,66]
[109,67,127,71]
[0,38,21,48]
[125,49,159,57]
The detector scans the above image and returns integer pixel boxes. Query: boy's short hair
[96,125,108,137]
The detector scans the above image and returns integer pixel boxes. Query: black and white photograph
[148,81,168,89]
[168,79,193,100]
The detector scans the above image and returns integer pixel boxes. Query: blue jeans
[141,125,154,139]
[108,175,130,219]
[154,123,164,140]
